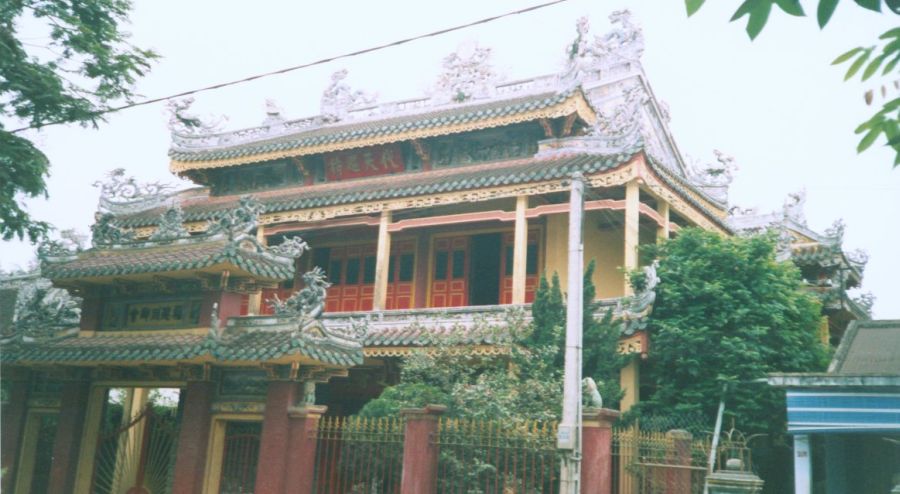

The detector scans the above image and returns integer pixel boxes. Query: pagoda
[0,11,868,494]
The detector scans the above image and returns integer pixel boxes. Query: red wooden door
[386,241,415,310]
[500,231,539,304]
[430,237,469,308]
[324,244,377,312]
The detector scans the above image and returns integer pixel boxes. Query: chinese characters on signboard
[323,145,404,181]
[101,299,204,331]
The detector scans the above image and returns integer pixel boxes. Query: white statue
[320,69,376,122]
[564,10,645,79]
[433,42,498,103]
[783,189,807,225]
[166,98,226,135]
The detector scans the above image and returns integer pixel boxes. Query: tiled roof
[791,243,842,265]
[829,319,900,375]
[42,236,294,281]
[169,89,590,167]
[2,328,363,367]
[644,158,732,232]
[121,151,639,229]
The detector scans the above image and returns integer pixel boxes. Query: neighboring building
[0,12,868,494]
[729,191,871,346]
[768,319,900,494]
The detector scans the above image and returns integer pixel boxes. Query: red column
[665,429,693,494]
[582,408,620,494]
[284,404,328,494]
[47,379,91,494]
[0,375,29,493]
[400,405,446,494]
[171,380,215,494]
[254,380,299,494]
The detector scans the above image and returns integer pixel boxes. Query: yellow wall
[585,211,626,299]
[543,211,626,299]
[543,214,569,288]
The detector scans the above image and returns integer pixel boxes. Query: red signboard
[323,145,404,181]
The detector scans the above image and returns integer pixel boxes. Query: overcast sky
[3,0,898,317]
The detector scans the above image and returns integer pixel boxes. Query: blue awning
[786,390,900,434]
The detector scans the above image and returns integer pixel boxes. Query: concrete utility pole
[558,172,585,494]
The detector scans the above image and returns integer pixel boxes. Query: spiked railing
[434,418,561,494]
[612,428,710,494]
[313,415,405,494]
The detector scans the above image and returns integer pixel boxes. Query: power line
[11,0,570,134]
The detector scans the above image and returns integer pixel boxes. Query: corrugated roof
[829,319,900,375]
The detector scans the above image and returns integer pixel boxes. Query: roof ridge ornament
[564,11,644,81]
[37,229,85,261]
[93,168,175,214]
[593,82,645,139]
[167,97,227,135]
[267,266,367,343]
[91,212,134,247]
[13,279,81,341]
[432,42,499,104]
[267,236,309,259]
[262,98,285,126]
[149,204,190,242]
[320,69,377,122]
[782,189,807,225]
[207,195,264,238]
[685,150,738,205]
[823,219,846,246]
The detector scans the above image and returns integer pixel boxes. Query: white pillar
[373,210,392,311]
[559,173,584,494]
[511,195,528,304]
[794,434,812,494]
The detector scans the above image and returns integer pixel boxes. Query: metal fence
[313,416,405,494]
[612,427,709,494]
[434,418,561,494]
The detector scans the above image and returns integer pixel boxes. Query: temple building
[0,11,870,494]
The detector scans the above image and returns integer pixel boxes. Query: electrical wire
[10,0,570,134]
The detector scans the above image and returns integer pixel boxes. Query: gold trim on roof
[138,156,726,238]
[169,94,596,173]
[363,344,509,357]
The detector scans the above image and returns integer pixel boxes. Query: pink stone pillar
[171,380,215,494]
[582,408,620,494]
[1,375,29,493]
[284,404,328,494]
[665,429,693,494]
[400,405,446,494]
[47,379,91,494]
[254,380,299,494]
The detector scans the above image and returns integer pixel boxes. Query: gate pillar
[48,378,91,494]
[254,380,299,494]
[665,429,693,494]
[172,380,215,494]
[284,404,328,494]
[400,404,446,494]
[582,408,620,494]
[0,372,29,493]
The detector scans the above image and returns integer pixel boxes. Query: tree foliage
[633,229,828,434]
[686,0,900,167]
[358,314,564,422]
[0,0,158,242]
